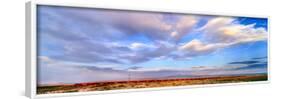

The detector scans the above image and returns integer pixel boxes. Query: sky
[37,5,268,85]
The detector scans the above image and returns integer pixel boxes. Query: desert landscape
[37,74,267,94]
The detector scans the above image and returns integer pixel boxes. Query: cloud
[38,56,53,63]
[178,17,267,57]
[38,6,202,64]
[38,55,268,85]
[178,39,228,56]
[53,41,126,64]
[199,17,267,43]
[227,58,267,70]
[129,42,156,51]
[235,63,267,70]
[171,16,198,40]
[198,17,235,32]
[229,60,260,64]
[118,42,175,63]
[58,7,174,41]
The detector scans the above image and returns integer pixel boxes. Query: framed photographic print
[26,1,270,98]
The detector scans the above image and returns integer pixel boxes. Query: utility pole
[126,66,141,82]
[128,71,131,82]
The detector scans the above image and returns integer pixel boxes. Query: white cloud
[200,17,267,43]
[179,17,267,56]
[179,39,228,54]
[170,31,178,38]
[198,17,235,31]
[39,56,53,63]
[129,42,155,50]
[171,16,198,40]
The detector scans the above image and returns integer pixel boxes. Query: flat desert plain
[37,74,267,94]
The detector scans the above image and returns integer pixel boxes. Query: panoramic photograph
[37,5,268,94]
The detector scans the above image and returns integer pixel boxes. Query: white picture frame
[25,1,270,98]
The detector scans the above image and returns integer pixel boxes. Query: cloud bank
[38,56,267,85]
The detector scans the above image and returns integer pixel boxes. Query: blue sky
[37,5,268,85]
